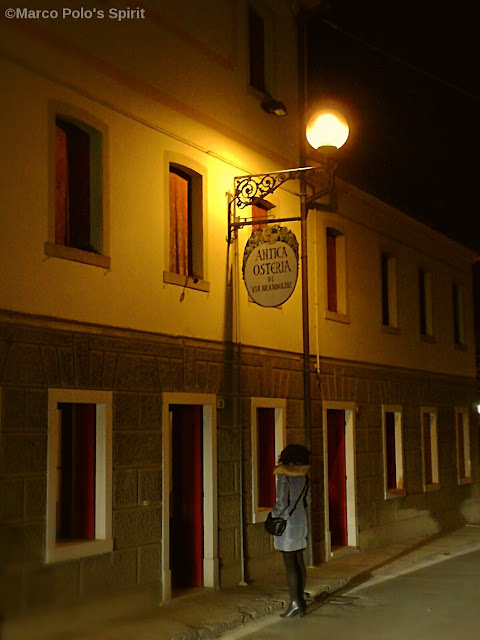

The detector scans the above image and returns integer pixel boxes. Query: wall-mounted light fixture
[261,93,288,117]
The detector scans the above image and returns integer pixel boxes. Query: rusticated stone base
[1,312,479,620]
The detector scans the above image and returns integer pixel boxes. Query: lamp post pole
[298,8,314,567]
[300,182,314,567]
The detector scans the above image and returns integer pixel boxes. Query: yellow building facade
[0,0,478,631]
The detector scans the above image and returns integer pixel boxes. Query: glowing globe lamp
[306,109,349,151]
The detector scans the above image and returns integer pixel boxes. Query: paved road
[224,548,480,640]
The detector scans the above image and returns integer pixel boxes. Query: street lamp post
[228,110,349,571]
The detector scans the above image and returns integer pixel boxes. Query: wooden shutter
[55,125,69,245]
[169,168,190,275]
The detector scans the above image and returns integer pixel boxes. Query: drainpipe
[313,213,321,374]
[231,200,247,586]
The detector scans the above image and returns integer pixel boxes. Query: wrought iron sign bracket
[227,162,336,244]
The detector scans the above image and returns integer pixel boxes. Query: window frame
[46,388,113,564]
[382,405,405,498]
[419,268,434,340]
[163,153,209,292]
[381,252,399,331]
[455,407,472,484]
[421,407,440,492]
[251,397,286,524]
[324,224,349,323]
[453,281,466,347]
[247,3,274,95]
[45,102,110,269]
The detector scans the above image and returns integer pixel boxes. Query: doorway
[327,408,348,548]
[323,402,358,559]
[170,404,203,589]
[161,393,218,601]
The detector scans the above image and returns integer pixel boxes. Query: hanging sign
[242,226,299,307]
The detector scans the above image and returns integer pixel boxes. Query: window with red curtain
[385,412,397,490]
[248,6,265,92]
[257,407,276,508]
[326,228,338,312]
[419,269,427,335]
[457,412,466,477]
[252,203,267,232]
[55,120,92,252]
[423,412,433,485]
[381,253,390,326]
[169,167,191,276]
[57,403,96,541]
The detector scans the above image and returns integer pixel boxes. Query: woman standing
[271,444,312,618]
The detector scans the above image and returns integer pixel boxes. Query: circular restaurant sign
[242,226,299,307]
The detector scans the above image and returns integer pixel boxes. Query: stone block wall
[0,318,236,618]
[1,314,479,621]
[314,360,480,556]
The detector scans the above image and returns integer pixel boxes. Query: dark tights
[281,550,306,603]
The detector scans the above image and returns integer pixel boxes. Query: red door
[327,409,348,547]
[170,405,204,588]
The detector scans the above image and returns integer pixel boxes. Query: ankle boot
[280,601,301,618]
[298,599,307,618]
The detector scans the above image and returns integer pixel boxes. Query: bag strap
[286,476,309,518]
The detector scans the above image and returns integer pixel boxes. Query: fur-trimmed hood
[273,464,310,476]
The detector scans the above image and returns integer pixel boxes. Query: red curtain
[55,121,91,251]
[73,404,96,539]
[55,125,69,245]
[257,408,276,508]
[170,405,203,588]
[457,413,465,476]
[169,169,189,275]
[326,229,337,312]
[423,413,432,484]
[385,412,397,490]
[58,403,96,541]
[328,409,347,547]
[252,203,268,232]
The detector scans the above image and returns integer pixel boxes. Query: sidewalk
[5,525,480,640]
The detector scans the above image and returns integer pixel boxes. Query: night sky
[306,1,479,253]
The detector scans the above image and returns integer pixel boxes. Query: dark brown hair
[278,444,310,466]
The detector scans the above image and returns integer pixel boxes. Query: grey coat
[271,464,311,552]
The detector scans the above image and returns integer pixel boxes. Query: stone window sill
[382,325,401,336]
[385,488,406,500]
[45,538,113,564]
[325,310,350,324]
[163,271,210,292]
[44,242,111,270]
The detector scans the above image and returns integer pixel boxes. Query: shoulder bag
[264,476,309,536]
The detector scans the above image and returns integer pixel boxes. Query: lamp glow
[306,109,349,151]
